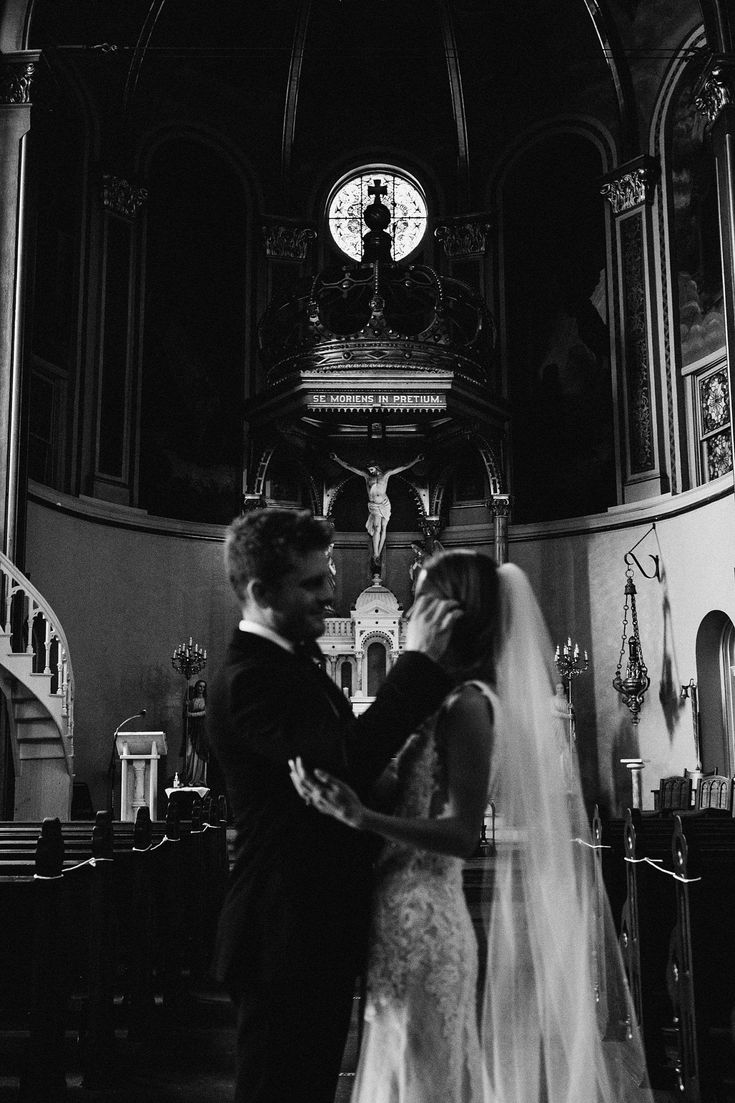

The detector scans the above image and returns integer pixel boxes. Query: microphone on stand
[107,708,147,814]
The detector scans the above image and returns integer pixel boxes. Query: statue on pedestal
[330,453,423,571]
[409,541,426,594]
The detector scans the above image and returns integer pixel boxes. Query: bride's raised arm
[289,683,492,858]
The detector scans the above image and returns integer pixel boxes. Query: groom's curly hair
[225,508,333,598]
[418,549,501,685]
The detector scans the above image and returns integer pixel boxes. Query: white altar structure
[318,581,406,715]
[116,731,167,821]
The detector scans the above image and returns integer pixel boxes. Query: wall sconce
[680,678,703,779]
[612,566,650,725]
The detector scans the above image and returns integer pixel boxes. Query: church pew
[0,801,229,1095]
[665,814,735,1102]
[592,808,626,935]
[614,811,735,1099]
[618,810,679,1091]
[0,819,68,1102]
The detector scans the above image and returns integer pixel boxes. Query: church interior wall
[511,478,735,815]
[23,475,735,819]
[25,490,236,813]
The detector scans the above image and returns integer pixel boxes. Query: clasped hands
[289,756,365,830]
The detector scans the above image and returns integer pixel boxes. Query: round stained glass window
[327,168,428,262]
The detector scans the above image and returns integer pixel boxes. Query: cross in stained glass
[368,178,388,202]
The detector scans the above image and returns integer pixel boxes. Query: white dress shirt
[238,618,294,654]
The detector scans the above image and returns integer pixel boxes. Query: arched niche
[366,639,387,697]
[138,135,248,523]
[695,610,735,776]
[499,130,615,523]
[339,658,354,698]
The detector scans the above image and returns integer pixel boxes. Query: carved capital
[600,156,659,216]
[419,513,443,551]
[487,494,511,518]
[102,174,148,219]
[0,53,39,105]
[434,213,493,258]
[694,54,735,125]
[262,219,316,261]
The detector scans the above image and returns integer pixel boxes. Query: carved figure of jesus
[330,452,424,559]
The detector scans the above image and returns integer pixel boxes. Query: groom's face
[266,548,333,643]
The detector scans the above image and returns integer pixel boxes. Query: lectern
[116,732,167,821]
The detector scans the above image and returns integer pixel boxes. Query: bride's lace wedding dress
[352,696,485,1103]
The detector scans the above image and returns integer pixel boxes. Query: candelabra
[555,637,589,710]
[171,637,207,681]
[554,638,589,779]
[171,638,207,785]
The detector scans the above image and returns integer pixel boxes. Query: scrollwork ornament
[0,59,35,105]
[102,175,148,219]
[706,430,733,480]
[694,67,733,125]
[434,216,493,259]
[262,223,316,261]
[600,165,658,215]
[700,370,729,434]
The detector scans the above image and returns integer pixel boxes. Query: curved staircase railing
[0,550,74,769]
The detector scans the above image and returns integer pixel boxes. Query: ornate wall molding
[621,216,655,472]
[102,174,149,220]
[434,214,493,258]
[0,54,39,105]
[600,156,659,216]
[694,54,735,125]
[262,220,316,261]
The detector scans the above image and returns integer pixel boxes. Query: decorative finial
[362,178,393,264]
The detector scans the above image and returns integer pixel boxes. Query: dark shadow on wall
[502,134,616,524]
[658,560,684,740]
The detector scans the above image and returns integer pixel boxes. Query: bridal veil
[480,563,653,1103]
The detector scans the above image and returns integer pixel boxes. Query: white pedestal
[620,757,647,810]
[116,732,167,821]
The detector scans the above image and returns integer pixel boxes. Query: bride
[291,550,652,1103]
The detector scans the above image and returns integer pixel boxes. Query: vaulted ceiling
[23,0,703,217]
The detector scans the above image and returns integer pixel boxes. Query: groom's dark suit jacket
[208,628,451,994]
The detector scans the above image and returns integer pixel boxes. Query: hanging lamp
[612,566,650,725]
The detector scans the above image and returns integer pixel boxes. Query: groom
[208,508,456,1103]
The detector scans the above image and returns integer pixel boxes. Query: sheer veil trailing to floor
[481,563,653,1103]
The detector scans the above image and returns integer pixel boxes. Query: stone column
[92,174,148,504]
[488,494,511,565]
[0,52,40,558]
[601,156,664,503]
[694,55,735,483]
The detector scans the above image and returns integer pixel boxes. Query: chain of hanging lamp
[612,565,650,725]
